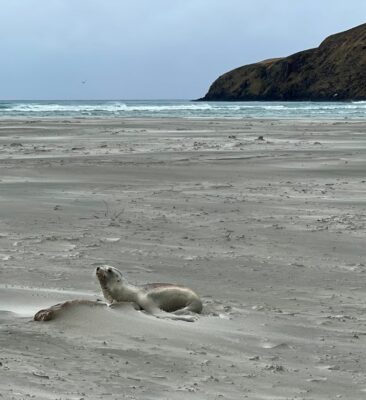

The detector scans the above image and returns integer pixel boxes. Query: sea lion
[96,265,202,322]
[34,299,105,321]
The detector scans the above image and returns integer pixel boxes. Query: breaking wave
[0,100,366,118]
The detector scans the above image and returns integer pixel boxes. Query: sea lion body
[96,265,203,315]
[140,284,202,313]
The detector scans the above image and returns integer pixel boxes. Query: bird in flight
[81,80,87,84]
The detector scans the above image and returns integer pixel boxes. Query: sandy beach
[1,117,366,399]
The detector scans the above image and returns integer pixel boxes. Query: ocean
[0,100,366,119]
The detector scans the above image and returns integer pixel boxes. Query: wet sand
[1,118,366,399]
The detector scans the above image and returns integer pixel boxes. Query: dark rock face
[201,24,366,101]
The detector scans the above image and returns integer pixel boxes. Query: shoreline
[1,115,366,121]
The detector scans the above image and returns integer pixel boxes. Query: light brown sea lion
[96,265,202,322]
[34,299,105,321]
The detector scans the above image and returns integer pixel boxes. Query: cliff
[200,23,366,101]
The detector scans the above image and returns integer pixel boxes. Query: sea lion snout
[95,265,107,281]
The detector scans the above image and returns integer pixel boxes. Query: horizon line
[0,98,193,102]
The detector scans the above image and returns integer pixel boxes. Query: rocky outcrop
[200,23,366,101]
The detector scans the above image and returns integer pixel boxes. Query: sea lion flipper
[140,300,198,322]
[153,312,198,322]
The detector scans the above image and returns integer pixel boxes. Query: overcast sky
[1,0,365,100]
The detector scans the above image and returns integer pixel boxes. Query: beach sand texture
[1,118,366,399]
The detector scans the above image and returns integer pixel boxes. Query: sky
[1,0,365,100]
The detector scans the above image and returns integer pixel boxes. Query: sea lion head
[96,264,123,283]
[95,265,124,303]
